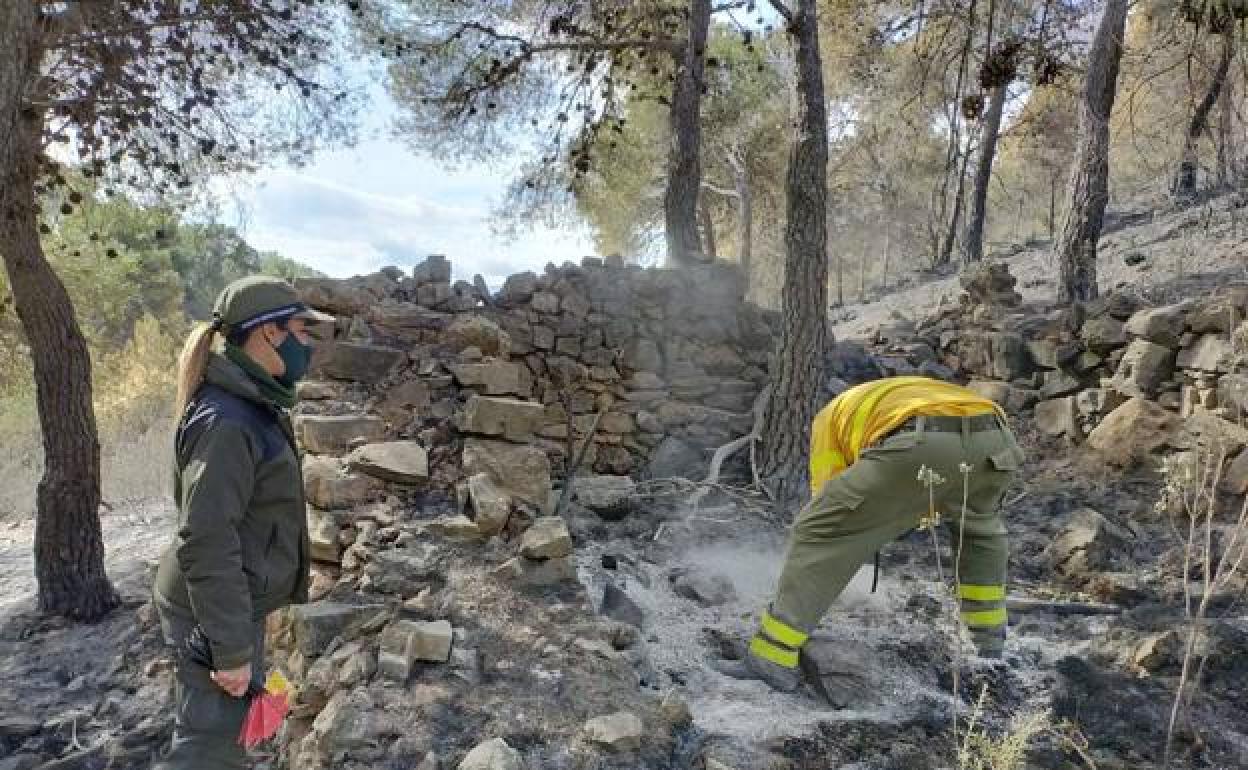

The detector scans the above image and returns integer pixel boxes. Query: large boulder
[298,414,386,454]
[466,473,511,535]
[1177,334,1235,373]
[1086,398,1178,466]
[1187,294,1245,334]
[520,517,574,560]
[448,360,532,397]
[444,316,510,357]
[959,262,1021,307]
[412,254,452,285]
[1045,508,1132,579]
[1109,339,1174,398]
[497,272,538,306]
[1080,317,1128,355]
[288,602,387,658]
[1033,397,1082,440]
[303,456,380,509]
[573,475,635,519]
[347,441,429,483]
[462,438,552,509]
[458,395,544,442]
[1124,304,1186,347]
[317,342,405,384]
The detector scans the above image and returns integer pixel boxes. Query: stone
[493,556,577,586]
[318,342,405,384]
[467,473,511,535]
[463,438,552,508]
[659,691,693,727]
[1132,631,1183,672]
[378,623,416,682]
[449,360,531,397]
[303,456,379,509]
[532,325,555,350]
[365,545,443,594]
[1040,369,1084,399]
[457,738,523,770]
[1177,334,1235,373]
[377,380,432,425]
[347,441,429,483]
[959,262,1021,307]
[298,415,386,454]
[297,381,339,401]
[0,756,39,770]
[1219,373,1248,416]
[1087,398,1178,467]
[1081,317,1128,354]
[1125,304,1186,346]
[1075,388,1124,416]
[288,602,387,658]
[498,272,538,305]
[412,254,452,284]
[531,291,560,314]
[459,396,544,442]
[1033,397,1082,440]
[0,716,41,739]
[629,371,666,390]
[1187,296,1244,334]
[429,515,484,540]
[596,445,635,475]
[313,690,386,754]
[1223,449,1248,494]
[582,712,643,752]
[599,411,635,434]
[308,507,341,563]
[445,316,510,357]
[672,572,737,606]
[408,619,454,662]
[335,644,377,688]
[1045,508,1131,578]
[601,582,645,628]
[520,517,573,560]
[645,437,704,480]
[967,379,1011,406]
[623,338,663,372]
[573,475,635,519]
[1110,339,1175,398]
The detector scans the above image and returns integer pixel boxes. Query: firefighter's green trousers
[761,416,1023,664]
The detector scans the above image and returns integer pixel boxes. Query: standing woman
[153,276,333,769]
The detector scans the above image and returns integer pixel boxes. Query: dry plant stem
[688,385,771,510]
[553,408,604,519]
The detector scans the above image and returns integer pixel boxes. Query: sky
[208,74,596,288]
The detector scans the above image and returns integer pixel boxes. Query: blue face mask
[274,329,312,388]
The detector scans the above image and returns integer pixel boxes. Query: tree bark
[699,194,718,259]
[1216,32,1236,187]
[729,151,752,287]
[1054,0,1129,305]
[1174,26,1234,197]
[759,0,828,506]
[937,139,972,267]
[0,6,119,621]
[663,0,711,266]
[962,83,1008,264]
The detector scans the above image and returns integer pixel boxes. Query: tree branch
[765,0,794,25]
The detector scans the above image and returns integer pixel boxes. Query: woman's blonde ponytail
[175,322,218,419]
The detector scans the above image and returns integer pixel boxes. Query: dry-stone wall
[860,262,1248,478]
[297,255,777,482]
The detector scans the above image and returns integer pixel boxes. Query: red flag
[238,671,290,749]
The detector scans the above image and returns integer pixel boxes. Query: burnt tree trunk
[759,0,828,505]
[0,7,119,621]
[1054,0,1129,304]
[699,194,718,259]
[664,0,711,266]
[1216,33,1236,187]
[1174,26,1234,197]
[938,141,973,267]
[963,83,1007,264]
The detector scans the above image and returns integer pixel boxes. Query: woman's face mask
[272,322,313,387]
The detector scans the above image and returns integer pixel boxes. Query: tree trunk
[663,0,711,266]
[0,7,119,621]
[1217,40,1235,187]
[759,0,828,506]
[858,238,868,303]
[881,229,892,293]
[732,156,753,288]
[699,194,718,259]
[963,83,1008,264]
[938,139,973,267]
[1054,0,1129,305]
[1048,171,1057,239]
[1173,27,1234,197]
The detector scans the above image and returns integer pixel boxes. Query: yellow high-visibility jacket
[808,376,1004,496]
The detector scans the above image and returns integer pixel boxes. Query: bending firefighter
[719,376,1025,692]
[153,277,333,769]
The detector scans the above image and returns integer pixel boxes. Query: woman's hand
[211,663,252,697]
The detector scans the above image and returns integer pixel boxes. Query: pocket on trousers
[177,682,249,737]
[988,445,1024,472]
